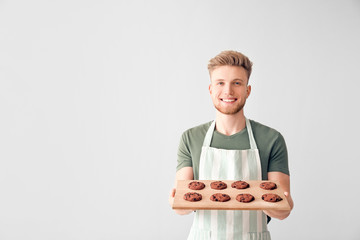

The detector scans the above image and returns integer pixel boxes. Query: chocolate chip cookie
[210,181,227,190]
[210,193,231,202]
[261,193,282,202]
[188,181,205,190]
[231,181,250,189]
[184,192,202,202]
[259,182,277,190]
[236,193,255,203]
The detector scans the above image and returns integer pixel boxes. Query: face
[209,65,251,115]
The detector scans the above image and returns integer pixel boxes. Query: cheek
[212,89,221,97]
[210,91,219,101]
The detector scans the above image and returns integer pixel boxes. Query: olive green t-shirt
[176,119,289,180]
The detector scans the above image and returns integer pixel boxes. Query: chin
[215,106,244,115]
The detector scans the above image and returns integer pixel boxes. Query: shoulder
[250,119,280,135]
[182,121,212,137]
[249,119,285,143]
[180,121,212,143]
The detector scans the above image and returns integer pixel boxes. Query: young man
[169,50,294,240]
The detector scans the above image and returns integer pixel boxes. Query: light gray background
[1,1,360,239]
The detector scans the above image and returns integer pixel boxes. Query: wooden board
[172,180,290,211]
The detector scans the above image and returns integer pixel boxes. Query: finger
[170,188,176,197]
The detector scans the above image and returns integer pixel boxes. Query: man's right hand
[169,188,176,207]
[170,167,196,215]
[169,187,194,215]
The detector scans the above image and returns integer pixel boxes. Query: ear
[246,85,251,98]
[209,83,212,94]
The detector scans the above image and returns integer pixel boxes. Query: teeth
[222,99,235,102]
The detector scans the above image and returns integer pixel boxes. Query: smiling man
[210,65,249,116]
[169,50,294,240]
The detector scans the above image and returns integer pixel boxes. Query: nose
[224,83,233,95]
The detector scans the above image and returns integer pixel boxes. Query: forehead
[210,65,249,82]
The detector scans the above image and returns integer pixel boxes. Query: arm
[169,166,194,215]
[263,171,294,220]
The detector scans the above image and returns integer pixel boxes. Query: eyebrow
[214,78,246,82]
[233,78,245,82]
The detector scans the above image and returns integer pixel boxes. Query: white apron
[187,118,271,240]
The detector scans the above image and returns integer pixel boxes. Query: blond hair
[207,50,253,79]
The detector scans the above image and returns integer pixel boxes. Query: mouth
[220,98,237,103]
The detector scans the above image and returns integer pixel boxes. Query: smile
[221,98,237,103]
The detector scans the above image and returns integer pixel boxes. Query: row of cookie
[184,192,283,203]
[189,181,277,190]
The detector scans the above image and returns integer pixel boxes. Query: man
[169,50,294,240]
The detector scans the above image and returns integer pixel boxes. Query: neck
[215,110,246,136]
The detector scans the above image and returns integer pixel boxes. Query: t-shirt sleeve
[268,132,290,175]
[176,131,193,171]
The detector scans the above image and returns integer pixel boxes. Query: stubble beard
[214,100,246,115]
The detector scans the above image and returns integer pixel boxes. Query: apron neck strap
[203,120,216,147]
[246,118,258,149]
[202,118,258,149]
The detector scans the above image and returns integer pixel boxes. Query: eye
[217,82,224,85]
[234,81,242,85]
